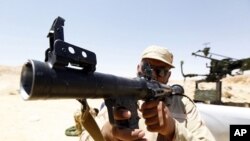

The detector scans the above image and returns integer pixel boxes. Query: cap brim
[142,53,175,68]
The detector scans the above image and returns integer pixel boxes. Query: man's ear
[136,64,141,76]
[137,64,140,72]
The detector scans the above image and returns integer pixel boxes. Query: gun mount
[181,47,250,82]
[181,46,250,106]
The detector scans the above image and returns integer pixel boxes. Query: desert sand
[1,65,250,141]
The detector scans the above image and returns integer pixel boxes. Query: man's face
[137,58,172,84]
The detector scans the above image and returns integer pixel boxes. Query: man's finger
[112,127,145,141]
[140,100,159,110]
[114,108,131,120]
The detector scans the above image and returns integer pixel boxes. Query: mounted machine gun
[181,47,250,82]
[181,46,250,105]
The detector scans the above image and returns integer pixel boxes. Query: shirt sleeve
[172,96,216,141]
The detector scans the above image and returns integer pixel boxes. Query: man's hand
[101,108,147,141]
[140,100,175,140]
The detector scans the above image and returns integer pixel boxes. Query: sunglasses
[142,62,170,78]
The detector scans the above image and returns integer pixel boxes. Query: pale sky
[1,0,250,79]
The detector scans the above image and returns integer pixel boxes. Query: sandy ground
[1,65,250,141]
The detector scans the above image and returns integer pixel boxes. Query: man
[81,45,215,141]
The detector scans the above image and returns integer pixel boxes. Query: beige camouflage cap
[141,45,175,68]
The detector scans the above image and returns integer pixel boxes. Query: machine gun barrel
[191,52,219,61]
[20,59,153,100]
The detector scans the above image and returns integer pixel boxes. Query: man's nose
[150,70,158,80]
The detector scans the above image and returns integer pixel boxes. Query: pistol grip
[105,97,139,129]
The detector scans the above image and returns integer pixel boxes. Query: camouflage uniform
[79,94,216,141]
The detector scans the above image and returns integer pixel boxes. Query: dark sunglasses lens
[142,62,169,77]
[155,68,168,77]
